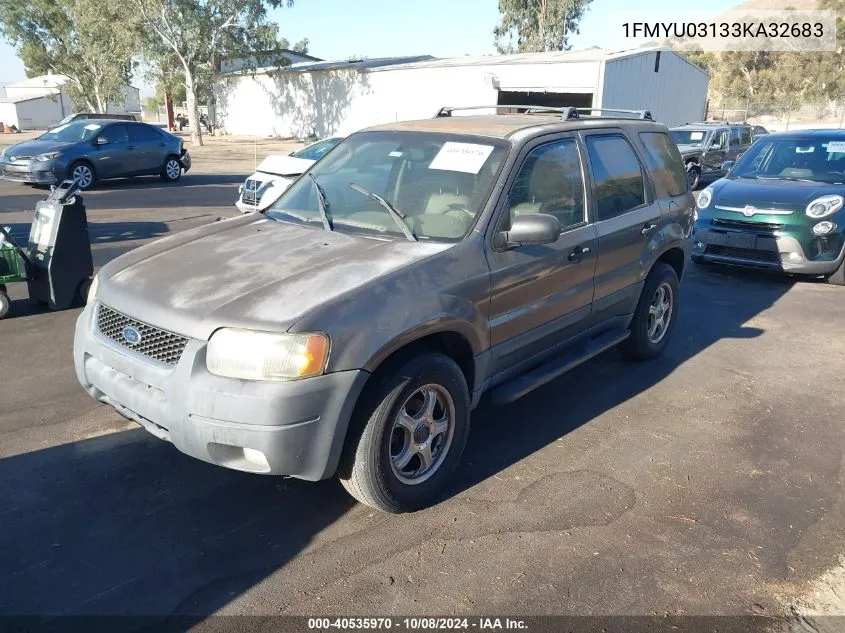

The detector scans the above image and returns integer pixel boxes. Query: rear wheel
[339,352,470,513]
[0,291,10,319]
[161,156,182,182]
[70,161,96,190]
[621,263,680,361]
[826,259,845,286]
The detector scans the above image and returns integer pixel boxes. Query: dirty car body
[75,111,694,512]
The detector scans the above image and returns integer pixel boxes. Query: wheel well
[69,158,95,174]
[370,332,475,394]
[656,247,685,280]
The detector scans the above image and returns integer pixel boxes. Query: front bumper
[74,302,369,480]
[179,150,191,173]
[0,161,57,184]
[692,224,845,275]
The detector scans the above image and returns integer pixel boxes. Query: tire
[620,263,680,361]
[69,161,96,190]
[686,164,701,190]
[826,259,845,286]
[161,156,182,182]
[339,352,470,513]
[0,291,9,319]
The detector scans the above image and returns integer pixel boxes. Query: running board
[490,329,630,405]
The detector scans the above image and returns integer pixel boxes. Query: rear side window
[741,127,752,145]
[99,124,129,144]
[585,135,646,221]
[639,132,687,197]
[128,124,162,142]
[730,127,742,146]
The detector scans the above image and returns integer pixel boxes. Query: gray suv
[74,106,694,513]
[670,122,754,189]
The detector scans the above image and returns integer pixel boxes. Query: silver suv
[74,106,694,513]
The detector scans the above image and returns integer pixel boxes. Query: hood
[710,177,845,210]
[3,139,79,158]
[97,215,451,340]
[676,144,704,156]
[255,154,314,177]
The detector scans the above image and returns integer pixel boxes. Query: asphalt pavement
[1,161,844,632]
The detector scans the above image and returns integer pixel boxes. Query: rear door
[485,135,598,377]
[127,124,167,174]
[91,123,132,178]
[582,130,664,323]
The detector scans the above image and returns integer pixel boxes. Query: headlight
[206,328,329,381]
[87,273,99,302]
[35,152,61,162]
[697,188,713,209]
[806,195,843,219]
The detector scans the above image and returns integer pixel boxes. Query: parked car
[236,137,343,213]
[669,122,754,189]
[50,112,139,129]
[74,107,693,513]
[751,125,770,139]
[0,119,190,189]
[693,130,845,285]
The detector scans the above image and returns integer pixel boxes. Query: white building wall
[14,96,64,130]
[598,51,708,127]
[0,103,19,129]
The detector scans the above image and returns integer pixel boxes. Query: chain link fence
[706,100,845,132]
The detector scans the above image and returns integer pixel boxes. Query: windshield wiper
[348,182,417,241]
[308,173,333,231]
[754,175,817,183]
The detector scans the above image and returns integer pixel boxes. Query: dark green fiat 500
[692,130,845,285]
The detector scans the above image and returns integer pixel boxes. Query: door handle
[127,145,135,150]
[568,245,591,262]
[641,223,658,235]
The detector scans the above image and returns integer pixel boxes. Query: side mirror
[721,160,736,172]
[96,137,109,146]
[498,213,560,249]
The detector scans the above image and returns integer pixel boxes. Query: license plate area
[709,231,757,249]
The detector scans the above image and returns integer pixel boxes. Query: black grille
[96,305,188,365]
[712,218,783,231]
[706,245,780,263]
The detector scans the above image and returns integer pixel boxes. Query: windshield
[670,130,709,146]
[731,136,845,184]
[54,114,78,127]
[38,121,101,143]
[292,137,343,161]
[268,131,509,241]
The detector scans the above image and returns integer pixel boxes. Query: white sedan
[235,137,343,213]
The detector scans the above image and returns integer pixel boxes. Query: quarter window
[639,132,687,197]
[507,139,585,230]
[585,135,646,221]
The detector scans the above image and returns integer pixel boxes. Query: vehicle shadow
[447,263,795,500]
[83,174,246,190]
[0,428,356,631]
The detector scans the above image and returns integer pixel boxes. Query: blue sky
[0,0,739,95]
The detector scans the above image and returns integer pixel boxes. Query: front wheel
[0,291,9,319]
[161,157,182,182]
[826,258,845,286]
[70,161,96,190]
[686,164,700,190]
[620,263,680,361]
[339,352,470,513]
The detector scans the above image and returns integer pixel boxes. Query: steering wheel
[445,203,474,218]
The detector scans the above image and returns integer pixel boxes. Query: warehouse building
[0,74,140,131]
[215,46,709,138]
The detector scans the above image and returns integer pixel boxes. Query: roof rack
[435,105,580,120]
[434,105,654,121]
[574,108,653,121]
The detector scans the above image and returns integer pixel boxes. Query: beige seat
[509,153,581,227]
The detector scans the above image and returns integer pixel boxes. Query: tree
[131,0,296,146]
[0,0,139,112]
[494,0,592,54]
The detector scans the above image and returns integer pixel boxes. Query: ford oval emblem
[122,326,142,345]
[743,205,756,217]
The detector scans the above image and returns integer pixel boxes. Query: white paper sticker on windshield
[825,141,845,153]
[84,123,102,131]
[795,146,815,153]
[429,142,495,174]
[690,131,704,140]
[389,151,403,157]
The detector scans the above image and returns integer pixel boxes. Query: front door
[91,124,132,178]
[702,129,729,175]
[582,131,664,322]
[485,136,598,377]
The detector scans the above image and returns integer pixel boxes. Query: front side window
[268,131,508,241]
[506,139,585,231]
[639,132,687,197]
[585,135,646,221]
[710,130,729,150]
